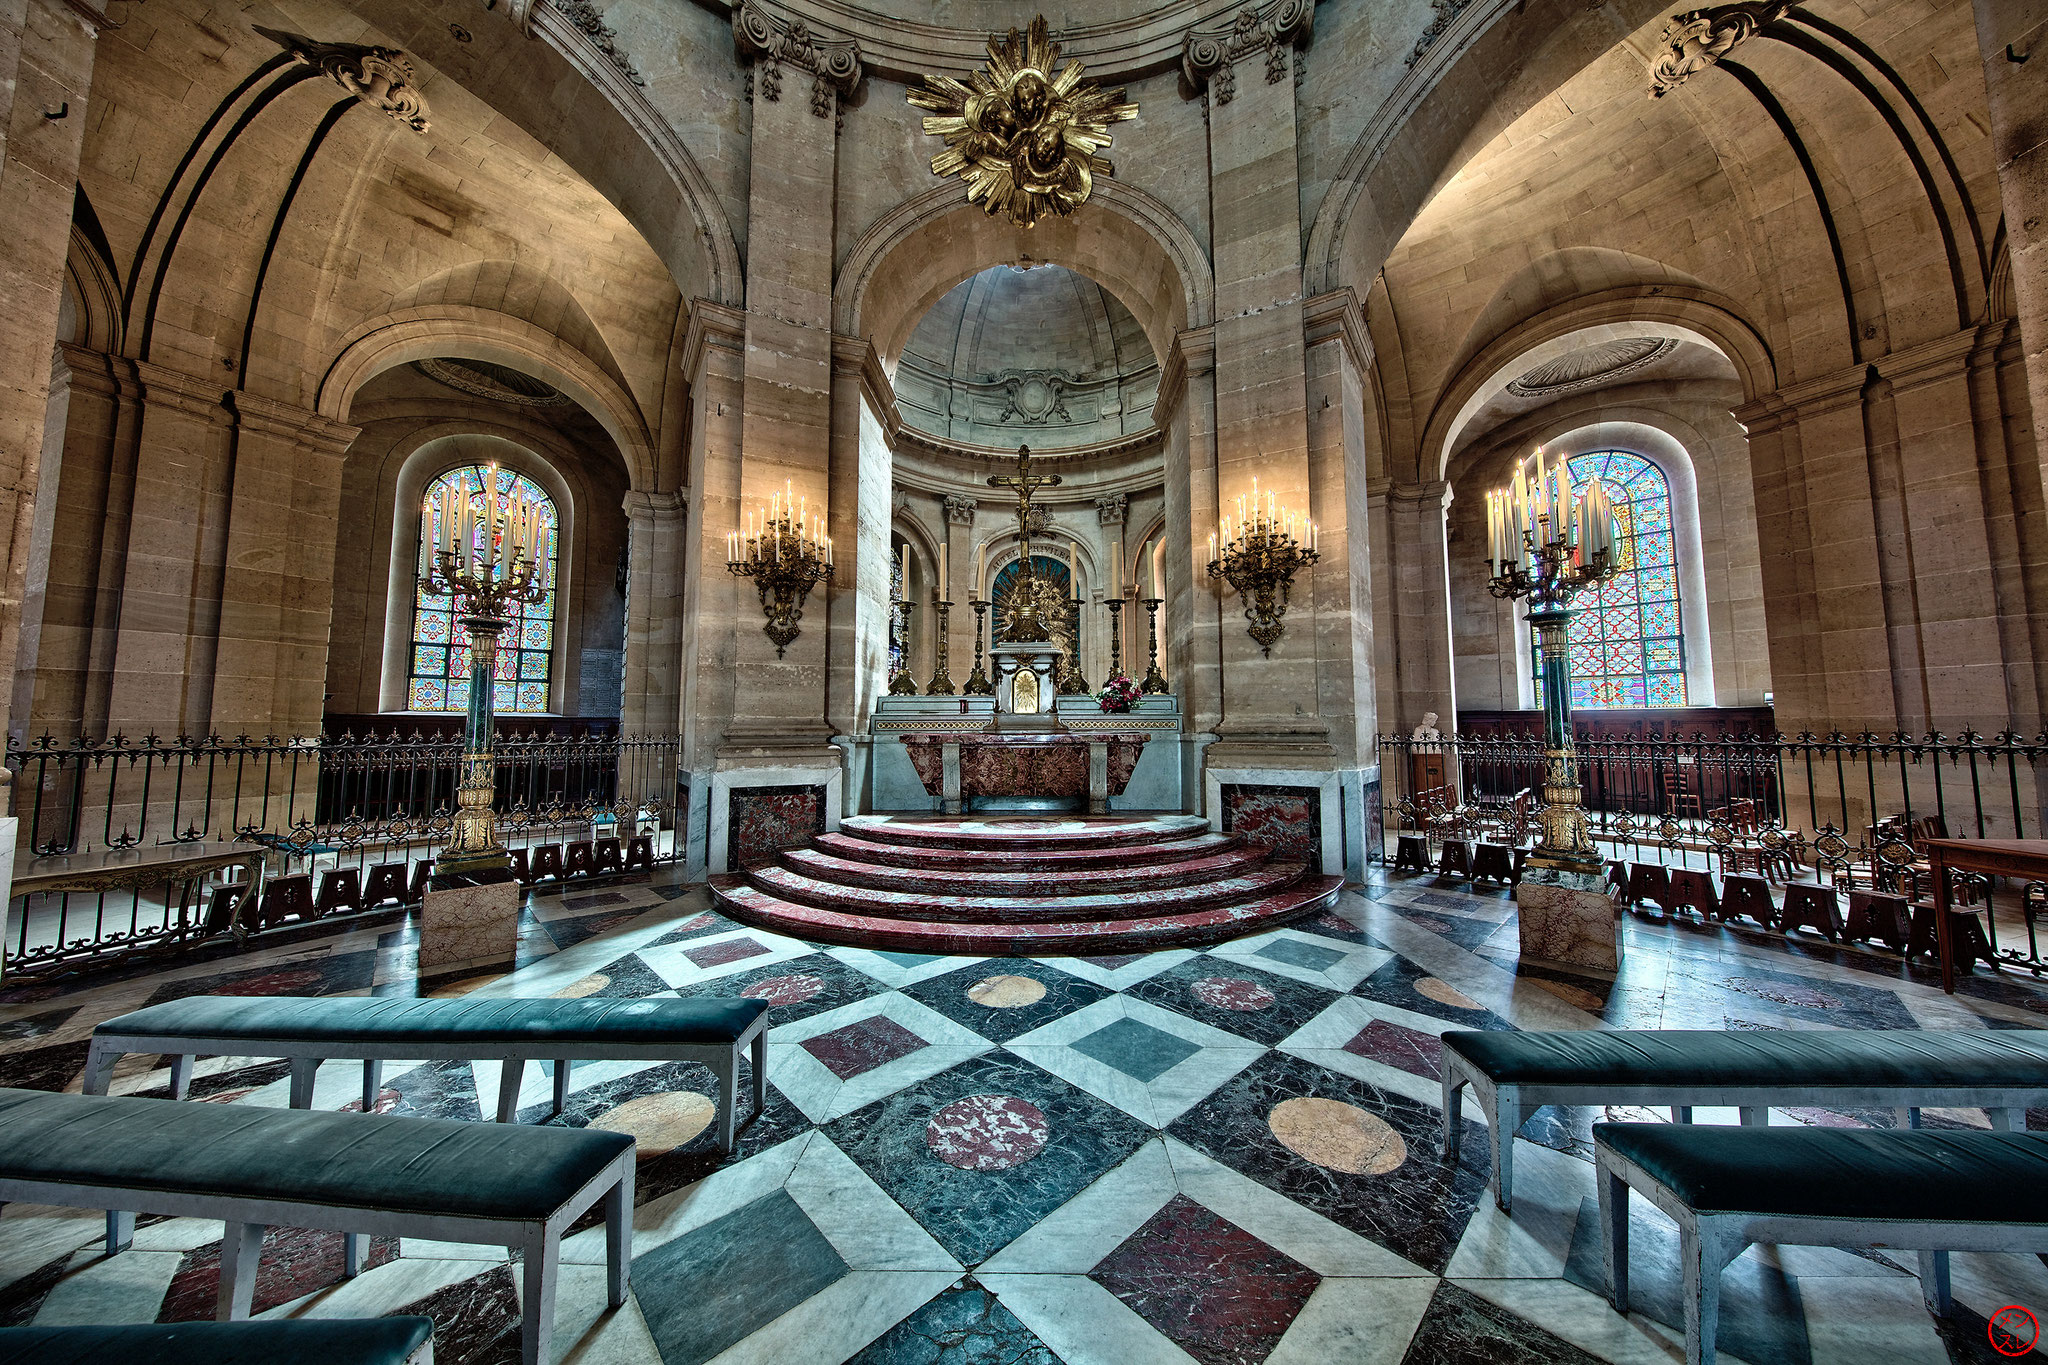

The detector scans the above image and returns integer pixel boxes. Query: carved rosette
[1646,1,1792,97]
[734,0,863,119]
[1181,0,1314,104]
[254,26,432,132]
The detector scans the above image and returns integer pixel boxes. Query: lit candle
[1111,539,1122,594]
[1151,551,1161,600]
[975,540,987,599]
[1209,531,1218,562]
[419,500,434,578]
[900,542,910,594]
[938,543,948,599]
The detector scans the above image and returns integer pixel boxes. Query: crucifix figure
[988,445,1062,643]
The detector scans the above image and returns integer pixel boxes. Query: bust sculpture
[1411,711,1443,742]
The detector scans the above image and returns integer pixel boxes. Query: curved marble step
[809,830,1233,872]
[837,815,1209,852]
[740,861,1312,923]
[708,875,1347,955]
[778,843,1273,897]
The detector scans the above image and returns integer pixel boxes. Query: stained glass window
[409,465,557,714]
[1532,450,1687,709]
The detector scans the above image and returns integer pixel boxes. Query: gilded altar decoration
[1646,1,1791,98]
[908,16,1137,229]
[255,27,432,132]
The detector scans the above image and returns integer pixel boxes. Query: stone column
[943,494,977,685]
[1974,0,2048,470]
[620,490,687,734]
[1383,480,1457,738]
[0,0,100,809]
[826,336,892,740]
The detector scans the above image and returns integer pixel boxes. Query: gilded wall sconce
[727,482,833,658]
[1206,479,1319,656]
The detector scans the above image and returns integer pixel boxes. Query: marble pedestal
[419,874,520,971]
[1515,864,1622,971]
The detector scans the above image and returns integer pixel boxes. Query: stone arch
[834,180,1211,368]
[316,305,656,490]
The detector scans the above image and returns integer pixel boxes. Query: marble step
[707,875,1347,955]
[836,815,1210,852]
[777,843,1273,896]
[809,830,1234,872]
[738,861,1312,923]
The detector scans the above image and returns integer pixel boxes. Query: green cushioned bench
[0,1088,633,1365]
[1596,1123,2048,1365]
[84,993,770,1149]
[0,1317,434,1365]
[1440,1028,2048,1210]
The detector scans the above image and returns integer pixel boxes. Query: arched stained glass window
[1533,450,1687,709]
[409,465,558,714]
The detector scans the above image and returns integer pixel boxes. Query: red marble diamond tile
[801,1014,929,1080]
[1089,1194,1319,1365]
[1342,1017,1444,1081]
[683,937,772,969]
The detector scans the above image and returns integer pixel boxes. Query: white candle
[938,543,948,599]
[975,540,987,599]
[1111,539,1122,594]
[900,542,910,594]
[1151,551,1161,600]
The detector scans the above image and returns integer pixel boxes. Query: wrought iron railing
[4,730,686,971]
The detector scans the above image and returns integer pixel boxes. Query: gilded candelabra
[963,600,995,695]
[1139,597,1168,693]
[888,600,920,695]
[726,483,834,659]
[926,595,957,695]
[1103,596,1127,681]
[1207,479,1319,656]
[418,468,549,877]
[1485,452,1620,870]
[1058,581,1090,694]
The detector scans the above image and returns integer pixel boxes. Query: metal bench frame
[0,1138,632,1365]
[82,1008,770,1149]
[1440,1042,2048,1211]
[1595,1132,2048,1365]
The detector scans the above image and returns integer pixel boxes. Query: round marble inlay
[554,973,611,999]
[1267,1097,1407,1175]
[925,1094,1050,1171]
[1534,979,1605,1011]
[744,974,827,1007]
[426,973,508,999]
[1190,976,1276,1011]
[1414,977,1483,1011]
[592,1091,717,1156]
[967,975,1048,1008]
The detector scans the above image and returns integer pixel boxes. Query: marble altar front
[899,731,1148,814]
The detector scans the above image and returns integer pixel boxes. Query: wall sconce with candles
[1206,478,1319,656]
[727,481,834,659]
[1484,448,1620,869]
[417,464,550,877]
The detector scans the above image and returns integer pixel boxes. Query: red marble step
[809,830,1235,872]
[740,862,1312,923]
[837,815,1210,853]
[708,875,1347,955]
[778,843,1274,896]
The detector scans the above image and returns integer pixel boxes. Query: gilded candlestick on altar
[1139,597,1168,694]
[925,594,956,696]
[963,599,995,695]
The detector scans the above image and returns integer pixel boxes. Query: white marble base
[1515,865,1622,971]
[418,878,520,971]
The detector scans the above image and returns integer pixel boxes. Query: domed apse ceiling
[896,263,1160,450]
[1455,337,1738,452]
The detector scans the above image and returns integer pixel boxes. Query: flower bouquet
[1097,674,1141,714]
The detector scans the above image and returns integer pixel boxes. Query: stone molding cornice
[1153,324,1216,424]
[893,423,1163,468]
[732,0,862,116]
[1733,326,1988,428]
[132,361,230,422]
[680,300,748,383]
[623,489,688,518]
[1646,1,1792,99]
[1181,0,1314,103]
[1302,287,1372,375]
[1872,328,1984,395]
[830,333,899,441]
[227,390,360,453]
[56,344,135,400]
[1386,479,1451,511]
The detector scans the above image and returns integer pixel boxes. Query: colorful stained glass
[408,465,557,714]
[1532,449,1688,710]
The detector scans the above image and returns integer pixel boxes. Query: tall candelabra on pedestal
[926,594,956,695]
[1057,581,1091,694]
[887,600,919,696]
[962,600,995,695]
[1102,596,1127,681]
[1138,597,1168,693]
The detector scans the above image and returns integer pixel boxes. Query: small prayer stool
[623,835,655,873]
[201,883,250,934]
[405,859,434,903]
[1844,888,1911,951]
[1947,905,1995,973]
[530,844,566,881]
[565,841,596,878]
[1779,882,1842,939]
[362,862,409,908]
[1626,863,1671,912]
[1471,842,1516,886]
[314,868,364,918]
[1605,861,1629,899]
[1436,838,1472,879]
[1720,874,1776,928]
[1394,834,1431,874]
[1666,868,1719,921]
[507,847,532,884]
[257,874,315,929]
[593,837,624,876]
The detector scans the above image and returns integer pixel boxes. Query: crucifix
[988,444,1062,643]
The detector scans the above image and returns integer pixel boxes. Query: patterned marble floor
[4,866,2048,1364]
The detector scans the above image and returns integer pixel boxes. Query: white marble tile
[637,926,818,989]
[784,1134,959,1272]
[1207,927,1391,991]
[1035,949,1199,991]
[702,1269,959,1365]
[821,945,989,989]
[1444,1139,1592,1282]
[32,1248,185,1325]
[1454,1275,1695,1365]
[1799,1272,1949,1365]
[129,1216,226,1253]
[1163,1138,1426,1277]
[981,1139,1180,1274]
[767,991,992,1124]
[1280,996,1461,1110]
[1266,1276,1439,1365]
[267,1255,491,1322]
[609,1131,815,1261]
[0,1208,103,1291]
[976,1272,1200,1365]
[1006,995,1262,1127]
[547,1261,663,1365]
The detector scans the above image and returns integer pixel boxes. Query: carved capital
[1646,1,1791,97]
[1181,0,1313,104]
[944,495,978,525]
[734,0,862,118]
[255,26,432,132]
[1095,495,1128,525]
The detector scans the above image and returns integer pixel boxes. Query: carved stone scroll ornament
[1181,0,1314,104]
[1407,0,1469,66]
[944,495,978,524]
[551,0,646,87]
[733,0,863,118]
[1646,1,1792,97]
[995,369,1072,424]
[254,26,432,131]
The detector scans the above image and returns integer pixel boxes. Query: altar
[900,730,1148,814]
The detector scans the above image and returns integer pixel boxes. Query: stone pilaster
[1155,326,1220,744]
[1382,480,1457,737]
[1303,290,1378,770]
[826,334,892,741]
[621,490,687,735]
[942,494,976,682]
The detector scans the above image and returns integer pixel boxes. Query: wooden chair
[623,835,655,874]
[256,874,315,929]
[1436,838,1473,879]
[1471,842,1518,886]
[529,844,566,881]
[592,837,624,876]
[1662,766,1703,822]
[565,840,596,878]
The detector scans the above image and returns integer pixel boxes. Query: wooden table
[9,841,269,953]
[1923,838,2048,992]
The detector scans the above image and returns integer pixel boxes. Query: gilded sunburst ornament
[908,16,1137,229]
